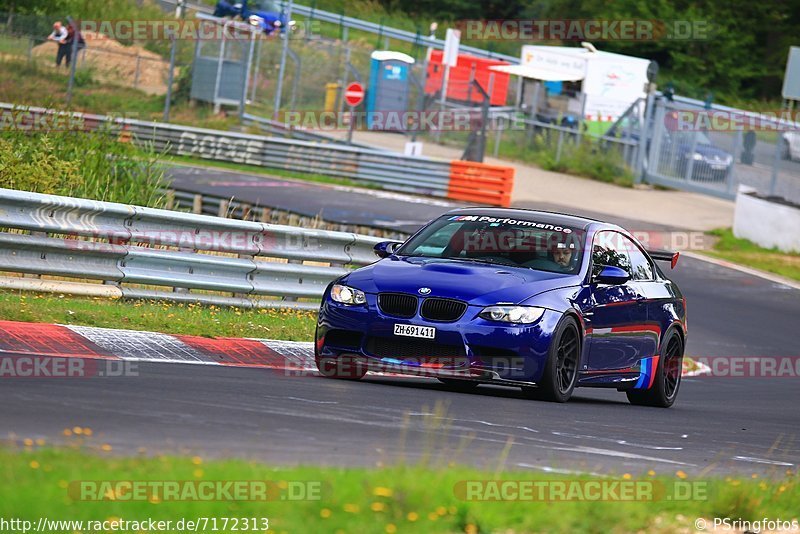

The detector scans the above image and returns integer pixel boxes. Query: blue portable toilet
[366,51,415,130]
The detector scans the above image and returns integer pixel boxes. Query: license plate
[709,164,726,170]
[394,324,436,339]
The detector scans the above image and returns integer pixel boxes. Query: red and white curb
[0,320,708,378]
[0,320,316,372]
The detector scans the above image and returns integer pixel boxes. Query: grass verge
[1,445,798,533]
[704,228,800,282]
[0,290,316,341]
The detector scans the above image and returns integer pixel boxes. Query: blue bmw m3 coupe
[315,208,686,407]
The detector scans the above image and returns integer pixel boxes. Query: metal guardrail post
[192,194,203,214]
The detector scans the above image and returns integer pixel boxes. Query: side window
[592,232,632,277]
[623,236,655,280]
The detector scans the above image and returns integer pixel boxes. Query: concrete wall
[733,186,800,253]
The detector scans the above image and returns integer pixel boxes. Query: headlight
[691,152,703,161]
[273,20,282,27]
[330,284,366,305]
[248,14,263,26]
[479,306,545,324]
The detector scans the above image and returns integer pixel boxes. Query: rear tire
[626,329,683,408]
[522,316,580,403]
[437,377,480,391]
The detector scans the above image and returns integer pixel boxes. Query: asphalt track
[167,165,460,235]
[1,258,798,476]
[1,166,797,475]
[167,165,682,234]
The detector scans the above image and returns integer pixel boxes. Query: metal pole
[346,104,355,144]
[239,27,257,121]
[685,123,700,183]
[273,0,294,119]
[768,99,787,196]
[493,115,504,158]
[634,93,653,183]
[250,35,263,102]
[728,129,742,195]
[339,45,350,116]
[435,64,449,142]
[163,31,178,122]
[556,129,564,163]
[287,47,301,112]
[212,22,229,113]
[65,18,79,106]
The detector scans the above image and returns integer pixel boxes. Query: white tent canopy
[489,64,585,82]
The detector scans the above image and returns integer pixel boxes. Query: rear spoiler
[647,249,680,269]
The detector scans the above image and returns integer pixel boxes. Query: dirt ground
[31,32,177,95]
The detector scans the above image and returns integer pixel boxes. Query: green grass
[433,128,634,187]
[1,445,798,534]
[704,228,800,282]
[0,59,238,130]
[0,290,317,340]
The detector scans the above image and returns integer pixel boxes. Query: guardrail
[241,112,390,151]
[0,188,384,310]
[0,103,514,206]
[165,187,410,239]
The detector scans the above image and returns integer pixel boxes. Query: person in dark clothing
[61,23,86,67]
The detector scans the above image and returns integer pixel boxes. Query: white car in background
[782,131,800,161]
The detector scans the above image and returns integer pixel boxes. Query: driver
[551,243,576,271]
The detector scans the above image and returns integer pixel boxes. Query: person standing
[47,21,69,67]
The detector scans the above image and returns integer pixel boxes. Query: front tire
[522,316,580,403]
[626,329,683,408]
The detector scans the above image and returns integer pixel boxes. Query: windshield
[398,215,585,274]
[671,130,714,146]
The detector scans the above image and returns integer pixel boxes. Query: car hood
[342,256,580,306]
[249,10,283,23]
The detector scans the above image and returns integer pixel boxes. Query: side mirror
[373,241,402,259]
[593,265,630,285]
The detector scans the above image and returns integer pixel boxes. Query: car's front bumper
[316,294,560,384]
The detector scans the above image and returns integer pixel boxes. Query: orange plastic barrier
[447,161,514,207]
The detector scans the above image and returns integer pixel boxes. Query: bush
[0,128,167,207]
[500,129,634,187]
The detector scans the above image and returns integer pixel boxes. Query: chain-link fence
[644,97,800,203]
[0,12,195,114]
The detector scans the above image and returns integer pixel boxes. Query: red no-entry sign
[344,82,365,107]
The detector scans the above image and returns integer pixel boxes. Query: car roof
[444,207,609,231]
